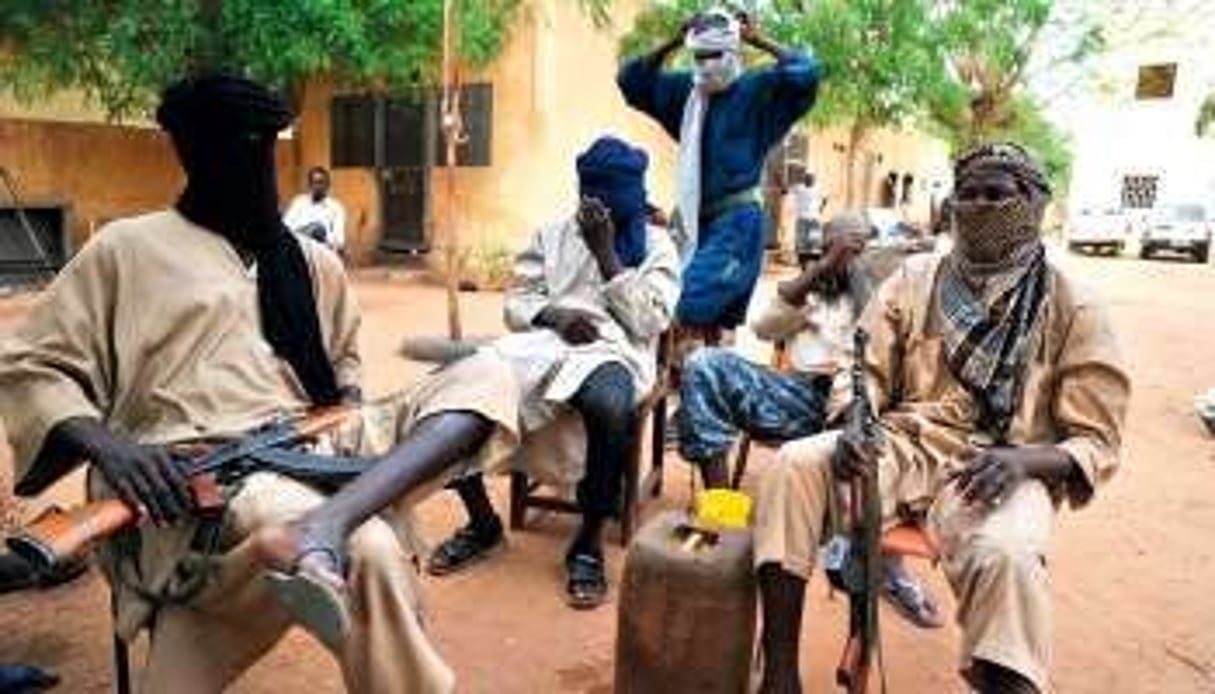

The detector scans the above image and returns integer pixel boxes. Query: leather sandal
[565,552,608,610]
[426,523,504,577]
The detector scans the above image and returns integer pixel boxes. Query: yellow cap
[694,489,753,530]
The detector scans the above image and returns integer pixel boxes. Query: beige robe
[0,210,520,693]
[498,219,680,486]
[752,252,1131,691]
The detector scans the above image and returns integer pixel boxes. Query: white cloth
[496,218,680,486]
[283,194,347,252]
[674,9,742,265]
[791,182,822,222]
[498,218,680,432]
[750,293,858,376]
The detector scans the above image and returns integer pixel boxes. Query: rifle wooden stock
[6,407,352,572]
[8,499,134,570]
[6,476,223,571]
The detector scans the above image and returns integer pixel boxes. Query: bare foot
[254,520,346,590]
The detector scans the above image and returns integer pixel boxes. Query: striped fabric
[939,243,1049,442]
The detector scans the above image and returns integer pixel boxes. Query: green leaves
[0,0,572,120]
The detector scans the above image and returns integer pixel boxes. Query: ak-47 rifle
[824,328,885,694]
[6,407,368,572]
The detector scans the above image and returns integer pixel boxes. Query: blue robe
[617,50,821,328]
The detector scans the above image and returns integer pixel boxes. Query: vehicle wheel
[1112,242,1124,257]
[1139,243,1154,260]
[1194,242,1210,264]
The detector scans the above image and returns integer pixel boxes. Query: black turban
[158,72,341,406]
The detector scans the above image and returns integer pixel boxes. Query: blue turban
[576,136,650,268]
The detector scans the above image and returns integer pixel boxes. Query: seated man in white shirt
[424,136,679,610]
[284,166,347,255]
[677,212,942,628]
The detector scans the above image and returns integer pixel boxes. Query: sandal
[881,566,944,630]
[565,552,608,610]
[257,527,352,651]
[426,523,504,577]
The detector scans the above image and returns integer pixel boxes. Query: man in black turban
[0,71,528,691]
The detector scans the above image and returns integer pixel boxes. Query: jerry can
[614,509,756,694]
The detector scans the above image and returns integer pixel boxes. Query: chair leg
[509,471,528,531]
[731,436,752,490]
[649,396,667,497]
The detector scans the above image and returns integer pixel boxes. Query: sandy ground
[1,249,1214,693]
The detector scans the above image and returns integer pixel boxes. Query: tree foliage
[619,0,1094,195]
[0,1,621,119]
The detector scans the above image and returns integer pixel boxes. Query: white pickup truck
[1140,203,1212,263]
[1066,207,1132,256]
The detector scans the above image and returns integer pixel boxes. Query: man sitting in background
[425,137,679,610]
[284,166,347,256]
[677,212,941,629]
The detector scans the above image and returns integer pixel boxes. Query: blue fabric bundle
[576,136,650,268]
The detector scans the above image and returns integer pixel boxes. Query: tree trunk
[440,0,463,340]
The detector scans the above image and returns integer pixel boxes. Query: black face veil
[157,72,341,406]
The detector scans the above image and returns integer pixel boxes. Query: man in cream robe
[0,74,519,693]
[753,143,1131,694]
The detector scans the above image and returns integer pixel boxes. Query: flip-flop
[565,553,608,610]
[426,524,504,577]
[260,533,351,652]
[881,570,944,630]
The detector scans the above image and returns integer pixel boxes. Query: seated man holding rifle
[0,72,519,694]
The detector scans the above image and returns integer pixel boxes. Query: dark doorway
[379,167,429,252]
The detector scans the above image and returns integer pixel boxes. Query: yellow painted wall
[429,0,678,258]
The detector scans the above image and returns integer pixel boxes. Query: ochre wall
[0,118,299,253]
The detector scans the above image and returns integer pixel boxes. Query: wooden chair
[509,331,673,546]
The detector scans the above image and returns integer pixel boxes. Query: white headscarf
[673,7,742,264]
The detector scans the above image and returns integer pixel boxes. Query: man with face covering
[424,137,679,610]
[750,143,1131,694]
[617,6,820,339]
[0,72,524,692]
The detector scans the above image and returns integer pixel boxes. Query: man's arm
[955,301,1130,509]
[503,227,552,332]
[0,230,191,520]
[616,19,696,138]
[599,227,681,342]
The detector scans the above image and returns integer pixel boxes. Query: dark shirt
[617,50,821,208]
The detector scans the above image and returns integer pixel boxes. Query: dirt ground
[1,250,1214,693]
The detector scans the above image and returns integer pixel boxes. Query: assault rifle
[823,328,885,694]
[6,408,374,572]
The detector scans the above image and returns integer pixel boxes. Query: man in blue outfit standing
[617,6,820,338]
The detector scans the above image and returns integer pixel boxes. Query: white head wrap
[672,7,743,263]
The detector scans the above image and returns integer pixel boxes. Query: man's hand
[952,448,1026,507]
[736,11,759,43]
[535,307,601,346]
[832,404,880,480]
[91,437,193,525]
[577,196,623,279]
[577,197,615,259]
[952,445,1076,507]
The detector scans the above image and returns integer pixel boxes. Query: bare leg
[758,563,807,694]
[257,411,494,576]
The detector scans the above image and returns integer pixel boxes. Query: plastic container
[614,510,756,694]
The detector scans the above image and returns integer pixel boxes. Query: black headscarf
[157,72,341,406]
